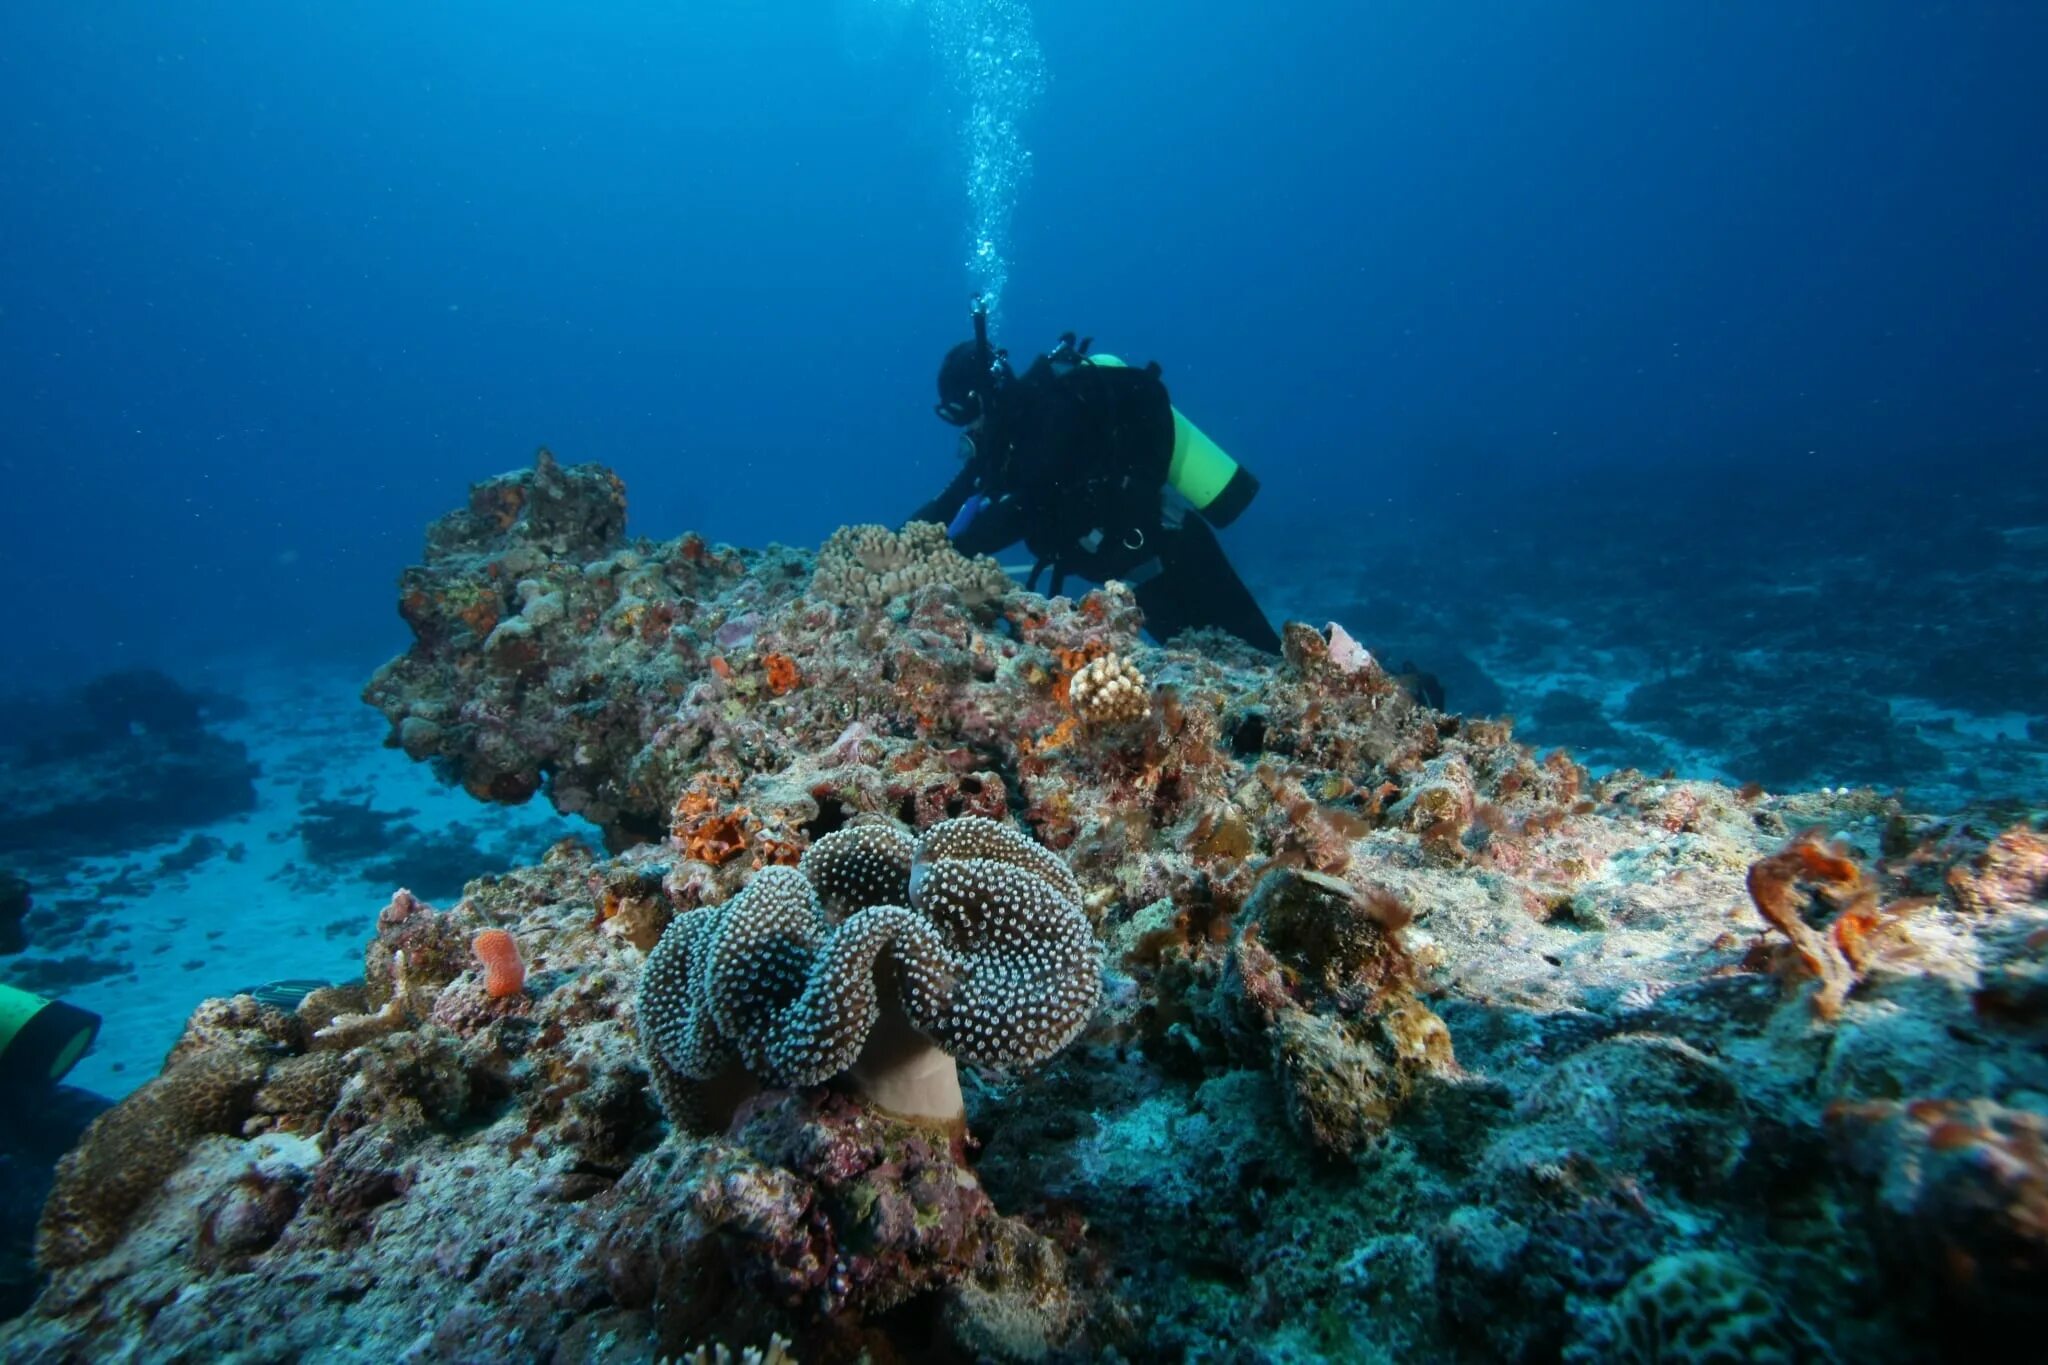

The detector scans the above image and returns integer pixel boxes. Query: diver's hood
[935,299,1010,425]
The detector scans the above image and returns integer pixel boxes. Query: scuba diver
[914,301,1282,654]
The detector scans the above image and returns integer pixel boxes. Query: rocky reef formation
[1271,444,2048,800]
[4,450,2044,1362]
[0,668,256,869]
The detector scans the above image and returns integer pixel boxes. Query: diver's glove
[947,494,990,540]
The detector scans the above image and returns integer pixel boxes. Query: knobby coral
[1068,651,1150,729]
[810,521,1011,609]
[636,816,1099,1128]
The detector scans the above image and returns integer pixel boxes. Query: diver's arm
[910,462,981,527]
[950,494,1024,557]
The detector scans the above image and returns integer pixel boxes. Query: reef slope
[5,451,2044,1363]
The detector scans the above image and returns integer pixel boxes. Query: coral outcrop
[7,452,2046,1363]
[0,668,257,865]
[1221,865,1454,1154]
[362,447,758,838]
[638,817,1099,1127]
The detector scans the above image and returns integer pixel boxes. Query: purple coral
[636,816,1100,1127]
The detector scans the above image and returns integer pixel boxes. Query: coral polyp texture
[810,520,1011,609]
[8,451,2048,1363]
[637,817,1098,1127]
[1067,650,1149,728]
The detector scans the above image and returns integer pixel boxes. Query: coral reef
[1268,451,2048,798]
[0,669,257,865]
[362,448,758,840]
[7,452,2046,1363]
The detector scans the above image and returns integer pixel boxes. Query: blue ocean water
[4,2,2042,683]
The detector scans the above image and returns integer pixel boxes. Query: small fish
[236,978,333,1012]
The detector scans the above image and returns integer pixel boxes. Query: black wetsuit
[914,349,1281,653]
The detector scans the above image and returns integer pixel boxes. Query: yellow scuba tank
[0,982,100,1088]
[1084,354,1261,527]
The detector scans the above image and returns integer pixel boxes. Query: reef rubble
[4,449,2044,1363]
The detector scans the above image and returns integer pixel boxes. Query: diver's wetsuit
[914,348,1281,654]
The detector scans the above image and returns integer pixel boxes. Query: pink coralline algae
[8,450,2048,1364]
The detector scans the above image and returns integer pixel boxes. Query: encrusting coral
[1569,1250,1833,1364]
[10,451,2048,1364]
[637,816,1099,1126]
[34,1046,268,1268]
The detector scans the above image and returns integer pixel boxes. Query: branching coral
[636,817,1099,1128]
[810,521,1010,609]
[668,1333,798,1365]
[313,949,424,1050]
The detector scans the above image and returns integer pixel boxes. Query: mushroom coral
[635,817,1099,1129]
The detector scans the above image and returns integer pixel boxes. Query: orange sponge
[472,929,525,999]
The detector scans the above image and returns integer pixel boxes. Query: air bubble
[927,0,1045,327]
